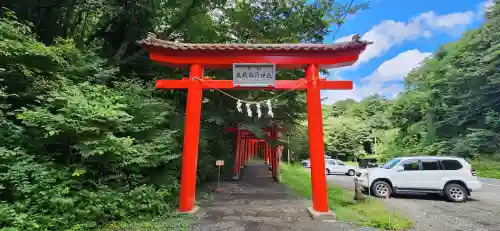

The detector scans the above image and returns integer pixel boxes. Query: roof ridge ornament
[352,34,361,42]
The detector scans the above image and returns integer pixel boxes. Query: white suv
[355,156,482,202]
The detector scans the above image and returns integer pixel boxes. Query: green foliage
[324,116,370,158]
[473,159,500,179]
[0,15,182,230]
[288,121,310,160]
[386,0,500,158]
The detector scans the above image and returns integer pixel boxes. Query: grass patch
[472,160,500,179]
[344,161,359,167]
[280,163,413,230]
[96,215,192,231]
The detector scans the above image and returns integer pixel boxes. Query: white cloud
[364,49,432,83]
[335,8,476,68]
[323,49,431,104]
[416,11,475,30]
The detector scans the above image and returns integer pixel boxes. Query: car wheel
[371,180,392,198]
[347,169,355,176]
[325,168,331,175]
[444,183,468,202]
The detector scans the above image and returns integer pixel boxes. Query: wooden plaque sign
[233,63,276,87]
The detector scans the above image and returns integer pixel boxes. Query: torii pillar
[139,35,370,216]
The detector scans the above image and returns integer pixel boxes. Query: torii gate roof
[138,34,371,69]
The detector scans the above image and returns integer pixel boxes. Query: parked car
[354,156,481,202]
[301,155,332,168]
[325,159,357,176]
[358,157,379,168]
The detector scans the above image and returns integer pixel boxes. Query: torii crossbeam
[139,34,370,217]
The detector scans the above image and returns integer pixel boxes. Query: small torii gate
[139,35,369,217]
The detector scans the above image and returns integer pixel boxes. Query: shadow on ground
[386,193,479,202]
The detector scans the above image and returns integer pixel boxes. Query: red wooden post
[239,138,245,174]
[249,139,252,159]
[306,64,329,213]
[249,139,253,159]
[272,146,276,174]
[274,149,278,178]
[270,128,274,176]
[270,141,275,176]
[265,141,269,165]
[240,139,248,168]
[243,139,246,165]
[178,64,204,213]
[272,124,280,180]
[245,139,249,164]
[234,129,241,179]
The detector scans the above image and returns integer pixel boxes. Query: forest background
[0,0,499,230]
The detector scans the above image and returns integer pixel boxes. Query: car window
[401,160,419,171]
[440,160,463,170]
[421,160,440,170]
[382,158,401,169]
[327,160,335,165]
[337,161,345,166]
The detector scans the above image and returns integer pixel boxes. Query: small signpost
[233,63,276,87]
[215,160,224,192]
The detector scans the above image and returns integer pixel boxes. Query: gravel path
[322,170,500,231]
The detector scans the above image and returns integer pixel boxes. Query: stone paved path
[191,160,359,231]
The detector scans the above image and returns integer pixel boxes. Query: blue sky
[321,0,494,103]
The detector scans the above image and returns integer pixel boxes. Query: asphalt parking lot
[304,167,500,231]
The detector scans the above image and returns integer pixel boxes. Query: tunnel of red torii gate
[225,122,288,182]
[139,34,370,217]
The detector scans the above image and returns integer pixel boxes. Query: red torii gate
[139,35,369,217]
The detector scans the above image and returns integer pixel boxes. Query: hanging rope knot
[267,100,274,117]
[246,103,252,117]
[256,102,262,118]
[236,100,243,113]
[195,77,310,118]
